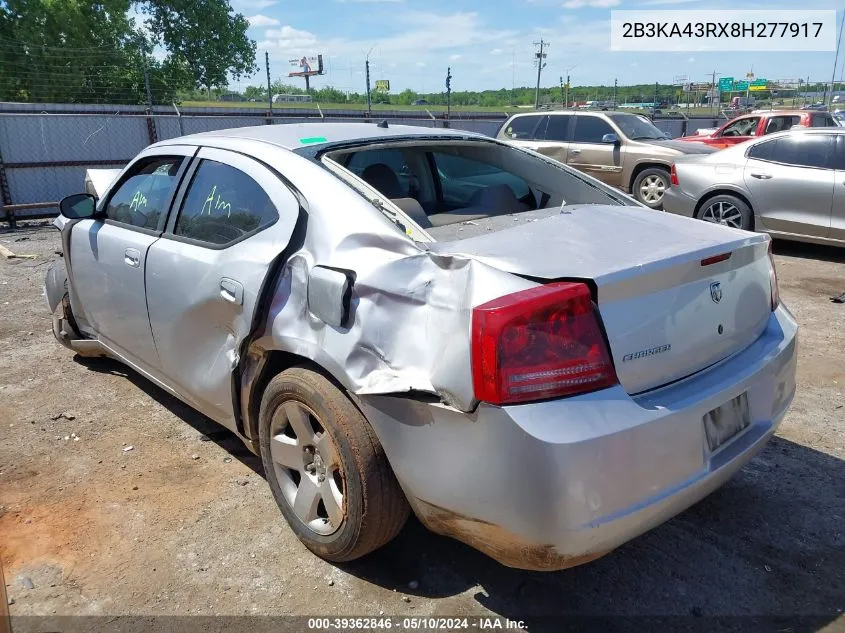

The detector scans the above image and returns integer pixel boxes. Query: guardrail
[1,202,58,229]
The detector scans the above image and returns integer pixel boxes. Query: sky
[227,0,845,94]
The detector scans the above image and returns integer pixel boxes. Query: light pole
[363,47,374,118]
[564,65,576,108]
[533,39,548,109]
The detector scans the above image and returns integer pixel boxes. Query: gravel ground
[1,223,843,632]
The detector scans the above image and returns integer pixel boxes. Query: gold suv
[497,110,716,208]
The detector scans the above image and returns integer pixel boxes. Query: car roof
[155,122,483,152]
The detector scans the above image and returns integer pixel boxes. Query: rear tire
[632,167,670,209]
[258,366,409,562]
[696,194,753,231]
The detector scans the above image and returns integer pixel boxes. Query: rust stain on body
[411,498,610,571]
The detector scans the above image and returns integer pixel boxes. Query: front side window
[571,116,614,143]
[720,117,760,137]
[174,159,277,245]
[607,113,665,140]
[105,157,183,230]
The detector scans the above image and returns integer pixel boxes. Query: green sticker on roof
[299,136,327,145]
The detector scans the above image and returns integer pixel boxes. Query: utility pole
[711,70,717,115]
[446,67,452,120]
[265,51,273,113]
[365,58,372,118]
[653,81,658,115]
[613,78,618,108]
[829,9,845,106]
[533,39,548,110]
[560,76,564,106]
[143,61,153,110]
[565,74,570,108]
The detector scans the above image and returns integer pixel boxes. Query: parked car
[496,110,716,208]
[411,99,428,106]
[676,110,837,149]
[47,122,796,571]
[664,128,845,245]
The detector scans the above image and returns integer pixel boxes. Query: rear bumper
[662,187,698,218]
[360,304,798,570]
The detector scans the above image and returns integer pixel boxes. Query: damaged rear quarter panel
[219,137,537,413]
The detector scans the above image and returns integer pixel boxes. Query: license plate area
[703,392,751,452]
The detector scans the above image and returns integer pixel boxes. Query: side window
[811,114,835,128]
[571,116,614,143]
[502,115,543,140]
[174,159,277,246]
[345,148,416,199]
[764,116,800,134]
[432,152,530,207]
[104,157,183,230]
[543,115,572,142]
[747,139,777,161]
[721,117,760,137]
[769,135,837,169]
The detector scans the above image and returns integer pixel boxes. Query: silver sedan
[46,122,796,571]
[663,128,845,246]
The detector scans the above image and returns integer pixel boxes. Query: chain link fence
[0,102,723,226]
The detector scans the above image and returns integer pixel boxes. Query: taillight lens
[767,239,779,311]
[471,282,618,405]
[670,164,679,186]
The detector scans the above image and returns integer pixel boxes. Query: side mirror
[602,133,619,144]
[59,193,98,219]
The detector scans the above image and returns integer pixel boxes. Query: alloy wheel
[639,174,667,204]
[269,400,345,535]
[701,201,743,228]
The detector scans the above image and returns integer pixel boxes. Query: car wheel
[633,168,670,209]
[258,366,410,562]
[696,195,753,230]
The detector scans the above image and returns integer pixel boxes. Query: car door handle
[124,248,140,268]
[219,277,244,305]
[750,173,773,179]
[570,149,582,155]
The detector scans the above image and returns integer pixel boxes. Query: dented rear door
[144,147,300,426]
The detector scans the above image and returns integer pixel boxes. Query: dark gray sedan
[663,128,845,246]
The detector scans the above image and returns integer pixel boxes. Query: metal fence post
[0,141,14,230]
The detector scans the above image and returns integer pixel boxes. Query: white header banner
[610,10,837,52]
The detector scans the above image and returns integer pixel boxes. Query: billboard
[288,54,324,77]
[375,80,390,93]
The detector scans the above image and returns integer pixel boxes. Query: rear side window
[749,135,836,169]
[105,157,183,230]
[764,116,801,134]
[174,159,277,245]
[344,148,416,199]
[432,152,530,205]
[543,115,572,142]
[811,114,836,127]
[571,116,614,143]
[502,115,543,140]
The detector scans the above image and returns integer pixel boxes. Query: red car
[676,110,838,149]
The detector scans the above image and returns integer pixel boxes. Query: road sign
[734,80,749,90]
[718,77,734,91]
[751,78,767,87]
[749,84,769,91]
[375,80,390,93]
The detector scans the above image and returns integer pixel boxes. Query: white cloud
[641,0,701,5]
[562,0,620,7]
[449,54,462,60]
[415,61,427,67]
[261,26,319,51]
[232,0,277,10]
[247,14,280,27]
[489,48,503,55]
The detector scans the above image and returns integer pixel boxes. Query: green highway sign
[751,78,767,87]
[734,80,749,90]
[718,77,734,91]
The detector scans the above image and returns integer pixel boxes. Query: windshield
[607,113,666,140]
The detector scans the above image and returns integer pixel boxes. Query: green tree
[0,0,256,103]
[243,85,266,100]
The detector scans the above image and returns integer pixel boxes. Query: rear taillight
[767,239,779,311]
[471,282,618,405]
[670,164,679,186]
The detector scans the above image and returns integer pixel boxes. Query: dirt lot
[1,224,844,631]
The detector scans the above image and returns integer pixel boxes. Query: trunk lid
[429,206,773,394]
